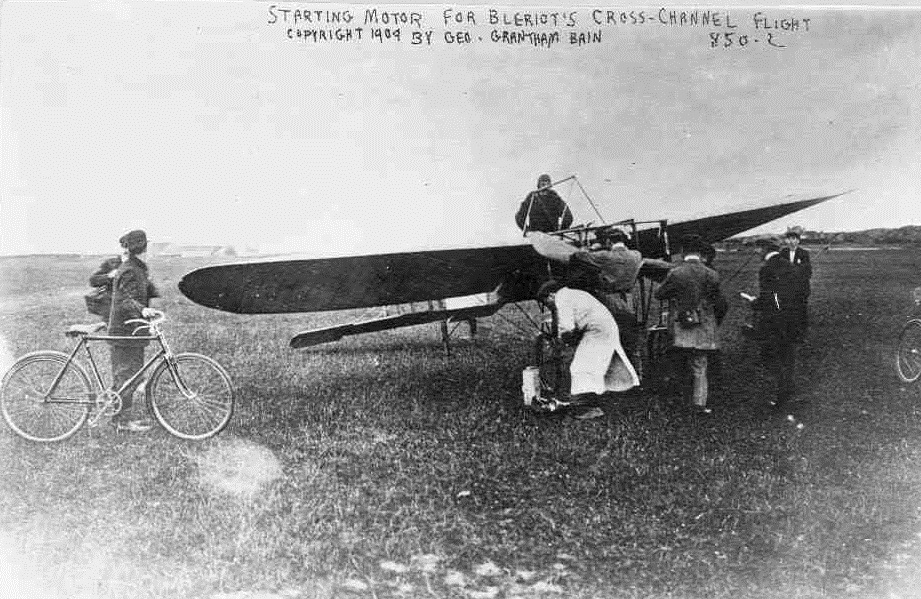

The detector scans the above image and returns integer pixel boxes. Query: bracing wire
[573,176,606,224]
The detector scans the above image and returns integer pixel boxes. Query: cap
[596,227,628,245]
[119,229,147,254]
[536,279,563,301]
[762,237,782,256]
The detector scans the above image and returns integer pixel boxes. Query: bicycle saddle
[66,322,107,337]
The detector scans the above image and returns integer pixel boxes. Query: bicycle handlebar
[125,309,166,335]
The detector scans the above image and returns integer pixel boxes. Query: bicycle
[896,285,921,384]
[1,310,234,442]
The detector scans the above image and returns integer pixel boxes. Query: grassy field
[2,249,921,599]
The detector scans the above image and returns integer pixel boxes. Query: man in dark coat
[781,225,812,341]
[752,241,807,409]
[515,174,573,233]
[655,236,726,413]
[108,229,160,432]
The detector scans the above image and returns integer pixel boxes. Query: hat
[537,174,552,188]
[596,227,628,245]
[785,225,804,239]
[536,279,563,301]
[700,242,716,263]
[119,229,147,254]
[761,237,782,257]
[680,235,707,255]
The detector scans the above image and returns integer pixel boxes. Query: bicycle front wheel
[896,319,921,383]
[147,353,234,440]
[1,351,91,442]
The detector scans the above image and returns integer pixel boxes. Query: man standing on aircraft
[515,174,574,233]
[782,225,812,341]
[537,280,639,419]
[654,236,726,414]
[108,229,160,433]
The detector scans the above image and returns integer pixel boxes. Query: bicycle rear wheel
[147,353,234,440]
[1,351,91,442]
[896,318,921,383]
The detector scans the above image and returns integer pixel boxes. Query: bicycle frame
[43,323,195,406]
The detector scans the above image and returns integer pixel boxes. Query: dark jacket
[515,189,573,233]
[655,258,725,350]
[92,256,158,299]
[108,255,159,342]
[782,246,812,300]
[754,253,807,344]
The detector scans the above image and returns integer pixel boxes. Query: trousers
[670,348,710,407]
[110,342,145,420]
[762,341,797,405]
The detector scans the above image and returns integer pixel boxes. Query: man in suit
[782,225,812,341]
[654,237,726,414]
[515,174,574,233]
[750,240,808,409]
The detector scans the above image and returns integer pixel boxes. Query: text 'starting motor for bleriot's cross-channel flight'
[266,5,813,48]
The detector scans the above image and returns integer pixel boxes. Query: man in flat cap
[107,229,160,433]
[515,174,574,233]
[655,236,726,414]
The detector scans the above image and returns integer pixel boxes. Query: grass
[2,249,921,598]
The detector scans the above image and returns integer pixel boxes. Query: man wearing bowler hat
[108,229,160,433]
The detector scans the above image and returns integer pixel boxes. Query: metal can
[522,366,540,406]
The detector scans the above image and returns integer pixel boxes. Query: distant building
[148,244,237,258]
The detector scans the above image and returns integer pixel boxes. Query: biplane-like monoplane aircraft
[178,183,844,359]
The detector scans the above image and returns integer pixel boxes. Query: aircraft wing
[178,244,547,314]
[179,192,841,315]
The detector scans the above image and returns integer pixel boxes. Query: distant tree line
[724,225,921,248]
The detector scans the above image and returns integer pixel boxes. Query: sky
[2,2,920,256]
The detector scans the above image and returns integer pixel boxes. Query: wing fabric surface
[178,245,546,314]
[662,194,842,245]
[179,193,840,315]
[289,303,502,348]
